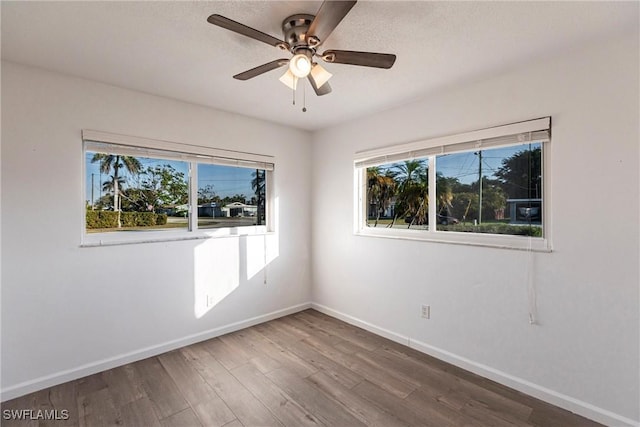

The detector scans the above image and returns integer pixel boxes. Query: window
[83,130,274,246]
[197,164,266,229]
[355,118,551,251]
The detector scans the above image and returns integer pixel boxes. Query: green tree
[450,192,477,223]
[91,154,142,227]
[120,187,156,212]
[392,160,428,227]
[93,194,113,211]
[252,170,266,225]
[495,147,542,199]
[198,184,219,204]
[436,173,455,217]
[367,167,396,226]
[448,179,507,223]
[101,175,125,202]
[481,180,507,220]
[141,164,188,212]
[445,179,475,223]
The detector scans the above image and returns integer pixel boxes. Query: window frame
[353,118,552,252]
[81,130,275,247]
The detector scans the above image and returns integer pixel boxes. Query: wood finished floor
[2,309,601,427]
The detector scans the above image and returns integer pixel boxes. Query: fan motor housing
[282,14,315,52]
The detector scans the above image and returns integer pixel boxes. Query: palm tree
[436,173,454,217]
[91,154,142,227]
[392,160,429,227]
[251,169,266,225]
[366,167,382,222]
[394,160,425,191]
[101,175,125,209]
[367,167,396,226]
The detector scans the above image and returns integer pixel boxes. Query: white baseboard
[310,302,639,427]
[1,302,312,402]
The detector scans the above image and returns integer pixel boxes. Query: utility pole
[91,173,95,209]
[476,151,483,224]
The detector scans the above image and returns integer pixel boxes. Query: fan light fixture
[208,1,398,104]
[289,53,312,78]
[310,63,332,88]
[279,69,298,90]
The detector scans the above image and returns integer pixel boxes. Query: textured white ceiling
[2,1,638,131]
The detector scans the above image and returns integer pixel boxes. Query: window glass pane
[85,152,189,233]
[197,164,266,229]
[366,159,429,230]
[435,143,542,236]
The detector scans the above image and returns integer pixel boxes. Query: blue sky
[374,142,540,185]
[437,142,541,184]
[85,152,256,204]
[197,163,256,198]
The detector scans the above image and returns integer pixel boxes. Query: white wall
[311,31,639,425]
[1,29,638,426]
[0,62,312,397]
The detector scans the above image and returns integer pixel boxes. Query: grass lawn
[367,218,541,236]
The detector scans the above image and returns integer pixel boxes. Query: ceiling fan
[207,0,396,98]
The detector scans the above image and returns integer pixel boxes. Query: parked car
[517,206,541,221]
[437,214,459,225]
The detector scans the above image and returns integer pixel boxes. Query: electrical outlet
[421,304,430,319]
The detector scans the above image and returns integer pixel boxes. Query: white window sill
[355,227,552,252]
[81,226,272,247]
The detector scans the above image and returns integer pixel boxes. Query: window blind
[354,117,550,169]
[83,130,275,171]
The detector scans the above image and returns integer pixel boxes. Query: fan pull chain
[302,80,307,112]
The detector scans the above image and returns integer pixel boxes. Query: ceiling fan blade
[207,14,284,47]
[307,1,357,46]
[321,50,396,69]
[233,59,289,80]
[308,75,332,96]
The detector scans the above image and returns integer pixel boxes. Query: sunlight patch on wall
[269,196,280,265]
[245,233,279,280]
[194,237,240,318]
[245,235,266,281]
[245,197,280,280]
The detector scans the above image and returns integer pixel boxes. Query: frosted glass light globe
[289,54,312,78]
